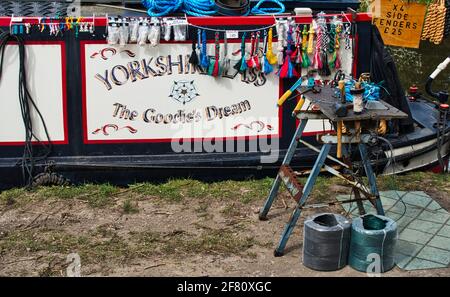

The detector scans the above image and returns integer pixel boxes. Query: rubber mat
[337,191,450,271]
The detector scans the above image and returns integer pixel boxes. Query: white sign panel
[82,42,280,143]
[0,43,66,144]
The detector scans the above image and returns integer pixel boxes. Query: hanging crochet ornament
[301,25,311,68]
[247,32,260,69]
[221,33,231,75]
[276,20,287,66]
[317,12,331,76]
[343,23,351,51]
[266,27,278,65]
[188,33,199,66]
[208,32,221,77]
[312,20,322,71]
[234,32,248,74]
[307,21,315,55]
[328,16,342,70]
[277,23,299,78]
[261,30,273,74]
[291,24,302,74]
[200,29,209,68]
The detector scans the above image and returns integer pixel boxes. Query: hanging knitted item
[208,32,220,77]
[221,33,231,75]
[290,25,302,74]
[312,21,322,70]
[307,21,315,55]
[200,30,209,68]
[277,23,299,78]
[301,25,311,68]
[328,23,336,54]
[276,20,287,66]
[317,12,331,76]
[334,18,343,69]
[188,38,199,66]
[343,23,351,50]
[234,32,248,74]
[247,32,260,69]
[328,16,342,70]
[261,30,273,74]
[266,28,278,65]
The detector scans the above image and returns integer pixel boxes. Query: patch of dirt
[0,185,449,277]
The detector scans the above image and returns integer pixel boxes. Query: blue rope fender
[142,0,182,17]
[251,0,285,15]
[142,0,216,17]
[183,0,216,16]
[349,214,398,273]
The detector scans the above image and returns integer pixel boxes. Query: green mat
[337,191,450,271]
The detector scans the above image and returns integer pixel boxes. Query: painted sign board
[82,41,281,144]
[370,0,427,48]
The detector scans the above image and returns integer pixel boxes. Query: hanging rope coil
[142,0,216,17]
[251,0,285,15]
[349,214,397,273]
[303,213,352,271]
[0,31,52,187]
[421,1,439,41]
[430,0,447,44]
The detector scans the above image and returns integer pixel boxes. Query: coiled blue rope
[251,0,285,15]
[142,0,216,17]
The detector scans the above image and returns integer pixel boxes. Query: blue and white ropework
[142,0,216,17]
[251,0,285,15]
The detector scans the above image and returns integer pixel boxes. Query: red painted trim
[0,13,372,28]
[80,40,282,144]
[0,40,68,146]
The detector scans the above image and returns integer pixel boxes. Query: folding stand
[259,86,408,257]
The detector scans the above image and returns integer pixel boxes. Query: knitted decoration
[291,25,302,74]
[343,23,351,50]
[277,23,299,78]
[221,34,231,75]
[200,29,209,68]
[317,12,331,76]
[312,21,322,70]
[261,30,273,74]
[276,21,286,66]
[266,28,278,65]
[307,21,315,54]
[329,17,342,70]
[301,25,311,68]
[247,32,260,69]
[188,38,199,66]
[234,32,248,74]
[208,32,220,76]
